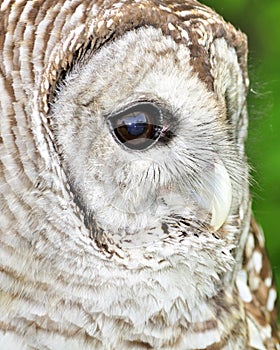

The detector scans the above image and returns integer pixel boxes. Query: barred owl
[0,0,279,349]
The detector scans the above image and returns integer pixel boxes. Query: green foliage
[203,0,280,301]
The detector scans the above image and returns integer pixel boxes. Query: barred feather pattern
[241,218,279,349]
[0,0,279,349]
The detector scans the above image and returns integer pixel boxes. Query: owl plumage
[0,0,279,349]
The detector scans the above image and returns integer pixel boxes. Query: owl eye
[108,102,163,150]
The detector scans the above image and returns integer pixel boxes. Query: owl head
[44,1,249,260]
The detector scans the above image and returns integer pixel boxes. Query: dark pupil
[125,113,147,136]
[109,103,162,150]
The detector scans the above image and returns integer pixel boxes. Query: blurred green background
[203,1,280,301]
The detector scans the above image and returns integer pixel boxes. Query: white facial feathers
[52,26,245,245]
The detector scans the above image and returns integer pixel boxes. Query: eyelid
[107,100,162,119]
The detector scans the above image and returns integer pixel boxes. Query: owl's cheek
[85,170,232,237]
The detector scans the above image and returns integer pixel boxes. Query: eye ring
[107,102,164,151]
